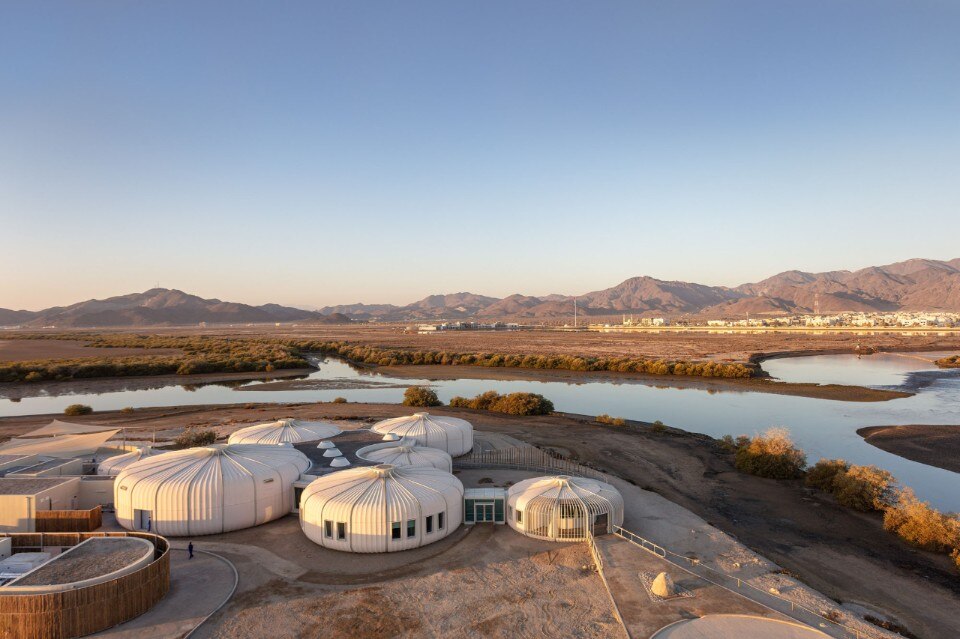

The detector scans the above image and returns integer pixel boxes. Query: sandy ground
[1,403,957,637]
[0,338,182,362]
[858,425,960,473]
[192,520,624,639]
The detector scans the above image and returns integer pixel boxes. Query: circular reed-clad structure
[227,418,341,445]
[507,475,624,541]
[115,444,311,536]
[299,464,463,553]
[356,442,453,472]
[371,413,473,457]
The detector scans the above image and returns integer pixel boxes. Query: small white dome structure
[356,443,453,472]
[300,464,463,553]
[97,447,158,476]
[330,457,351,468]
[115,444,311,536]
[381,433,401,442]
[322,447,342,458]
[318,440,336,449]
[371,413,473,457]
[507,475,624,541]
[227,418,341,445]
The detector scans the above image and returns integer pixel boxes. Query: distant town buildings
[598,311,959,330]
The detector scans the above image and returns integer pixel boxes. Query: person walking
[188,541,194,559]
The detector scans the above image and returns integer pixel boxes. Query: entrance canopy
[0,430,121,458]
[21,420,118,438]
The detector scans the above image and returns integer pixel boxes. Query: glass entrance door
[475,502,494,523]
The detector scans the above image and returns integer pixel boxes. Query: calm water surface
[3,352,959,509]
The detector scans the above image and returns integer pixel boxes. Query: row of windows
[323,512,446,541]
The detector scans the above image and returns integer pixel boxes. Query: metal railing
[611,525,887,639]
[454,446,606,480]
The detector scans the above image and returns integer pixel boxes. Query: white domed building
[299,464,463,553]
[97,447,159,476]
[114,444,311,536]
[356,441,452,472]
[371,413,473,457]
[227,418,341,445]
[507,475,624,541]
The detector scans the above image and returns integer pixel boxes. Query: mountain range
[2,258,959,327]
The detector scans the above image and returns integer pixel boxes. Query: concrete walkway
[91,549,236,639]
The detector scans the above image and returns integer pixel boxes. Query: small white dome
[356,443,453,472]
[317,440,336,449]
[228,418,341,445]
[371,413,473,457]
[382,433,401,442]
[507,475,624,541]
[300,464,463,553]
[115,444,311,537]
[322,447,342,458]
[330,457,351,468]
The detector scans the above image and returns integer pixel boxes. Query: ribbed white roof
[227,418,341,445]
[115,444,311,536]
[357,443,452,472]
[300,464,463,553]
[507,475,624,541]
[371,413,473,457]
[97,447,158,476]
[509,475,622,510]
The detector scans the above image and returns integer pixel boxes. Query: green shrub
[448,391,554,415]
[174,427,217,448]
[883,489,960,553]
[831,464,896,512]
[64,404,93,416]
[596,414,627,426]
[734,427,806,479]
[120,407,135,414]
[24,371,43,382]
[402,386,442,407]
[331,397,347,404]
[805,459,849,491]
[650,420,667,434]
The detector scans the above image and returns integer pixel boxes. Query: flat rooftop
[0,477,76,495]
[9,537,153,587]
[295,429,384,474]
[14,458,77,473]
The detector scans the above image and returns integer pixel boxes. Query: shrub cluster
[883,489,960,555]
[449,391,554,415]
[731,427,807,479]
[304,340,755,379]
[805,459,896,512]
[63,404,93,416]
[596,414,627,426]
[174,427,217,448]
[935,355,960,369]
[402,386,442,407]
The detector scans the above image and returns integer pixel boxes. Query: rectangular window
[438,512,445,530]
[337,522,346,540]
[426,515,433,534]
[324,520,333,538]
[392,522,401,540]
[517,510,523,524]
[407,519,416,538]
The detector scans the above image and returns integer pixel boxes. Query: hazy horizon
[3,2,959,310]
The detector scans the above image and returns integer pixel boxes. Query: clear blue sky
[2,1,959,310]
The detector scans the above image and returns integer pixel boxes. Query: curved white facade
[300,464,463,553]
[97,447,158,476]
[371,413,473,457]
[507,475,624,541]
[227,418,341,445]
[115,444,311,536]
[356,442,453,472]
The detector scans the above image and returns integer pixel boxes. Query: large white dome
[115,444,311,536]
[371,413,473,457]
[507,475,624,541]
[356,441,453,472]
[227,418,341,445]
[97,447,159,476]
[300,464,463,553]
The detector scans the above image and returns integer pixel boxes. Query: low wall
[35,506,102,533]
[0,532,170,639]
